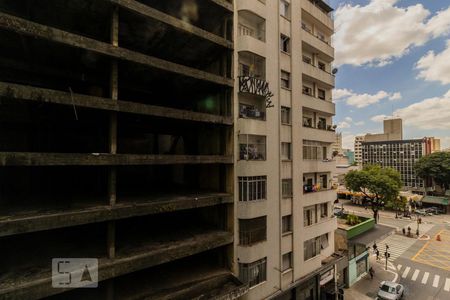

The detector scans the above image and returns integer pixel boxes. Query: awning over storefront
[349,224,395,247]
[422,196,449,205]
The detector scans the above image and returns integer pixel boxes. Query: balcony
[237,10,266,57]
[238,76,273,109]
[239,134,266,161]
[302,93,335,116]
[302,159,335,173]
[304,217,337,241]
[301,0,334,31]
[302,61,335,88]
[236,0,266,20]
[301,28,334,61]
[303,188,337,207]
[302,124,336,143]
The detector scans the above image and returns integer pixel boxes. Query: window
[238,176,267,201]
[320,233,329,249]
[280,0,290,19]
[282,252,292,271]
[303,116,313,127]
[282,215,292,233]
[304,205,317,226]
[304,236,321,260]
[317,117,327,130]
[302,85,313,96]
[281,70,290,89]
[303,55,312,64]
[303,140,329,160]
[239,63,250,77]
[239,216,267,245]
[281,142,291,160]
[356,256,367,277]
[280,34,290,53]
[282,179,293,198]
[239,258,267,287]
[320,203,328,219]
[281,106,291,124]
[239,134,266,160]
[239,103,265,120]
[318,88,326,100]
[318,61,326,71]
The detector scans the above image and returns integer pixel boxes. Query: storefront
[421,196,450,214]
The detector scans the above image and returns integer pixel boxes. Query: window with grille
[239,216,267,245]
[239,134,266,160]
[281,70,290,89]
[238,176,267,201]
[320,203,328,219]
[281,106,291,124]
[282,215,292,233]
[239,258,267,287]
[282,179,293,198]
[303,140,329,160]
[282,252,292,271]
[281,142,291,160]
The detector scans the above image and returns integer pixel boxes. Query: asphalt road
[341,201,450,300]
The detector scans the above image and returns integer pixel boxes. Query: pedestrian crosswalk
[395,264,450,292]
[377,234,417,260]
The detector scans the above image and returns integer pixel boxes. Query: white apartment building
[354,135,365,166]
[234,1,341,299]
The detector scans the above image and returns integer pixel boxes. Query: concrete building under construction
[0,0,248,299]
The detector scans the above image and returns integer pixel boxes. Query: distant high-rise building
[365,118,403,142]
[362,137,440,190]
[332,132,343,154]
[354,135,365,165]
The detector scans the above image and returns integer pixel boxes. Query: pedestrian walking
[376,249,380,261]
[369,267,374,279]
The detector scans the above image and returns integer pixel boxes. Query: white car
[377,281,404,300]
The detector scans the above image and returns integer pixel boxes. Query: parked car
[426,207,444,215]
[377,281,404,300]
[415,209,428,216]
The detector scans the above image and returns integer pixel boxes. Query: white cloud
[334,88,353,100]
[344,117,353,122]
[334,89,403,108]
[354,121,365,126]
[389,92,402,101]
[337,121,351,129]
[394,90,450,130]
[334,1,450,67]
[371,114,388,122]
[416,40,450,85]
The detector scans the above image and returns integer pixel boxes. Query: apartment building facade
[234,1,340,299]
[362,137,440,191]
[0,1,249,299]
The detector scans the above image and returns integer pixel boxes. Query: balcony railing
[302,58,334,76]
[303,121,336,132]
[238,23,265,42]
[302,25,332,46]
[303,185,332,194]
[238,76,274,108]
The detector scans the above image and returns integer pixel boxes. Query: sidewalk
[345,253,398,300]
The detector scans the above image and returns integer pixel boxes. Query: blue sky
[328,0,450,149]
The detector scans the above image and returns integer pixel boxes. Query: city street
[342,201,450,300]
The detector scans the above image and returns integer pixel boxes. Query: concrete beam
[0,12,233,87]
[0,231,233,300]
[0,82,233,125]
[0,152,233,166]
[209,0,233,11]
[107,0,233,48]
[0,193,232,237]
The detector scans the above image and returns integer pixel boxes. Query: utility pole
[385,245,390,270]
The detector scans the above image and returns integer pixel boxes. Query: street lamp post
[416,216,421,236]
[385,245,390,270]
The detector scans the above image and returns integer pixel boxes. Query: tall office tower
[0,1,248,299]
[235,1,341,299]
[364,118,403,142]
[354,135,365,166]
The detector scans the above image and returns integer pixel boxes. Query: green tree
[344,165,402,223]
[414,152,450,193]
[392,196,408,218]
